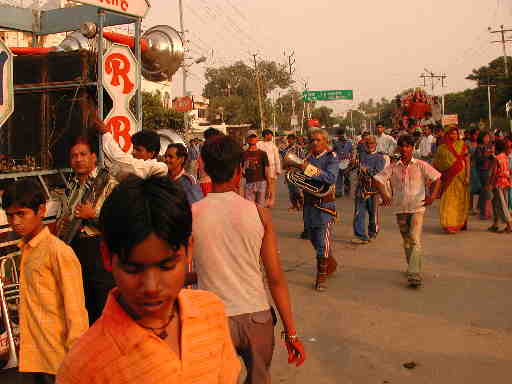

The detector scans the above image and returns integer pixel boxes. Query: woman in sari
[433,126,470,234]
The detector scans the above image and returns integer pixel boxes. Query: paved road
[269,180,512,384]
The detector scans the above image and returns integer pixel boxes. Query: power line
[489,24,512,77]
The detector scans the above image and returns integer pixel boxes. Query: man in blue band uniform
[301,129,340,292]
[352,135,386,244]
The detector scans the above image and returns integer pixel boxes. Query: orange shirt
[56,288,241,384]
[18,227,89,374]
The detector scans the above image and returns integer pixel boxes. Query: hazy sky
[145,0,511,112]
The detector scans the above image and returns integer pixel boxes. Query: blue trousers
[335,169,350,197]
[353,195,379,241]
[304,204,335,260]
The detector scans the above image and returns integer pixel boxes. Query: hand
[301,161,309,171]
[380,194,392,207]
[423,195,435,207]
[74,203,96,220]
[284,338,306,367]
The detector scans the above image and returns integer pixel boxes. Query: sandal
[488,225,499,233]
[497,227,512,234]
[407,273,422,288]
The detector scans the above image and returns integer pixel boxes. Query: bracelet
[281,331,299,343]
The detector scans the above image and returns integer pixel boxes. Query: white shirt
[192,192,270,316]
[102,132,167,181]
[418,135,435,158]
[257,140,282,178]
[374,158,441,214]
[376,133,397,155]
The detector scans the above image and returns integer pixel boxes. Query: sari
[433,134,470,232]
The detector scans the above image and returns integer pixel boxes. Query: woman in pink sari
[433,127,470,233]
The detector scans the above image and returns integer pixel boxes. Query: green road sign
[302,89,354,102]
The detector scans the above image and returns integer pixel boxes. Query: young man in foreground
[3,180,88,383]
[374,135,442,287]
[193,136,306,383]
[57,176,240,384]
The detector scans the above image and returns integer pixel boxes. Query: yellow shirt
[56,289,241,384]
[18,227,89,374]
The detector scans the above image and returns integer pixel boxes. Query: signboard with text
[0,40,13,128]
[303,89,354,102]
[102,44,140,153]
[442,114,459,126]
[71,0,150,18]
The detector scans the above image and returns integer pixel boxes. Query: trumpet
[283,152,334,198]
[0,253,20,370]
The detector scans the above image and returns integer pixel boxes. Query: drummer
[332,128,353,198]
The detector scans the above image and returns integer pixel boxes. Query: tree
[311,106,335,127]
[140,91,184,133]
[203,60,294,128]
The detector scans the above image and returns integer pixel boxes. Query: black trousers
[71,236,115,324]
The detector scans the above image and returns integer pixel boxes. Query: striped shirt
[18,227,88,374]
[56,289,240,384]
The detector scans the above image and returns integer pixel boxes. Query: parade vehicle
[0,1,185,369]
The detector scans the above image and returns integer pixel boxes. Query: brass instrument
[0,254,20,370]
[283,152,335,199]
[55,168,110,244]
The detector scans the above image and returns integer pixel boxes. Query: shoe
[369,235,377,241]
[315,259,328,292]
[407,272,422,288]
[498,227,512,234]
[351,238,369,245]
[300,231,309,240]
[326,256,338,277]
[488,225,499,233]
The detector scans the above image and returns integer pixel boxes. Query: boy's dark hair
[100,176,192,263]
[131,130,161,157]
[477,131,489,145]
[262,129,273,137]
[70,134,98,155]
[166,143,188,162]
[287,134,297,139]
[2,179,46,212]
[204,128,222,141]
[376,121,385,127]
[336,128,345,136]
[201,136,243,184]
[397,134,416,147]
[495,140,507,154]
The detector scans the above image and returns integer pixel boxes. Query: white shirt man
[418,133,436,159]
[375,123,397,156]
[101,131,167,181]
[256,130,282,207]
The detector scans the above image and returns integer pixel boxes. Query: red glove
[284,337,306,367]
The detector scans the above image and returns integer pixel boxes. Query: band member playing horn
[3,180,88,383]
[352,136,386,245]
[301,129,339,292]
[64,135,117,324]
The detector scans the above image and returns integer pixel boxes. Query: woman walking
[433,126,470,234]
[473,131,494,219]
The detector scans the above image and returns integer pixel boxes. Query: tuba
[283,152,335,198]
[0,253,20,370]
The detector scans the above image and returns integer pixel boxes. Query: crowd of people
[3,100,512,383]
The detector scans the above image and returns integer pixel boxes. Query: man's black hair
[495,140,507,154]
[376,121,385,127]
[477,131,489,145]
[131,130,161,158]
[336,128,345,136]
[262,129,273,137]
[100,176,192,263]
[204,128,222,141]
[166,143,188,162]
[201,136,243,184]
[287,134,297,139]
[2,179,46,212]
[397,134,416,147]
[69,134,99,155]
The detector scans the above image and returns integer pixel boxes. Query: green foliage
[140,91,184,133]
[202,60,293,128]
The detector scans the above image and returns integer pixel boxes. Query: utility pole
[489,25,512,78]
[479,81,497,131]
[420,69,447,118]
[178,0,187,97]
[252,54,266,130]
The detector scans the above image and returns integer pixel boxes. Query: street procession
[1,0,512,383]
